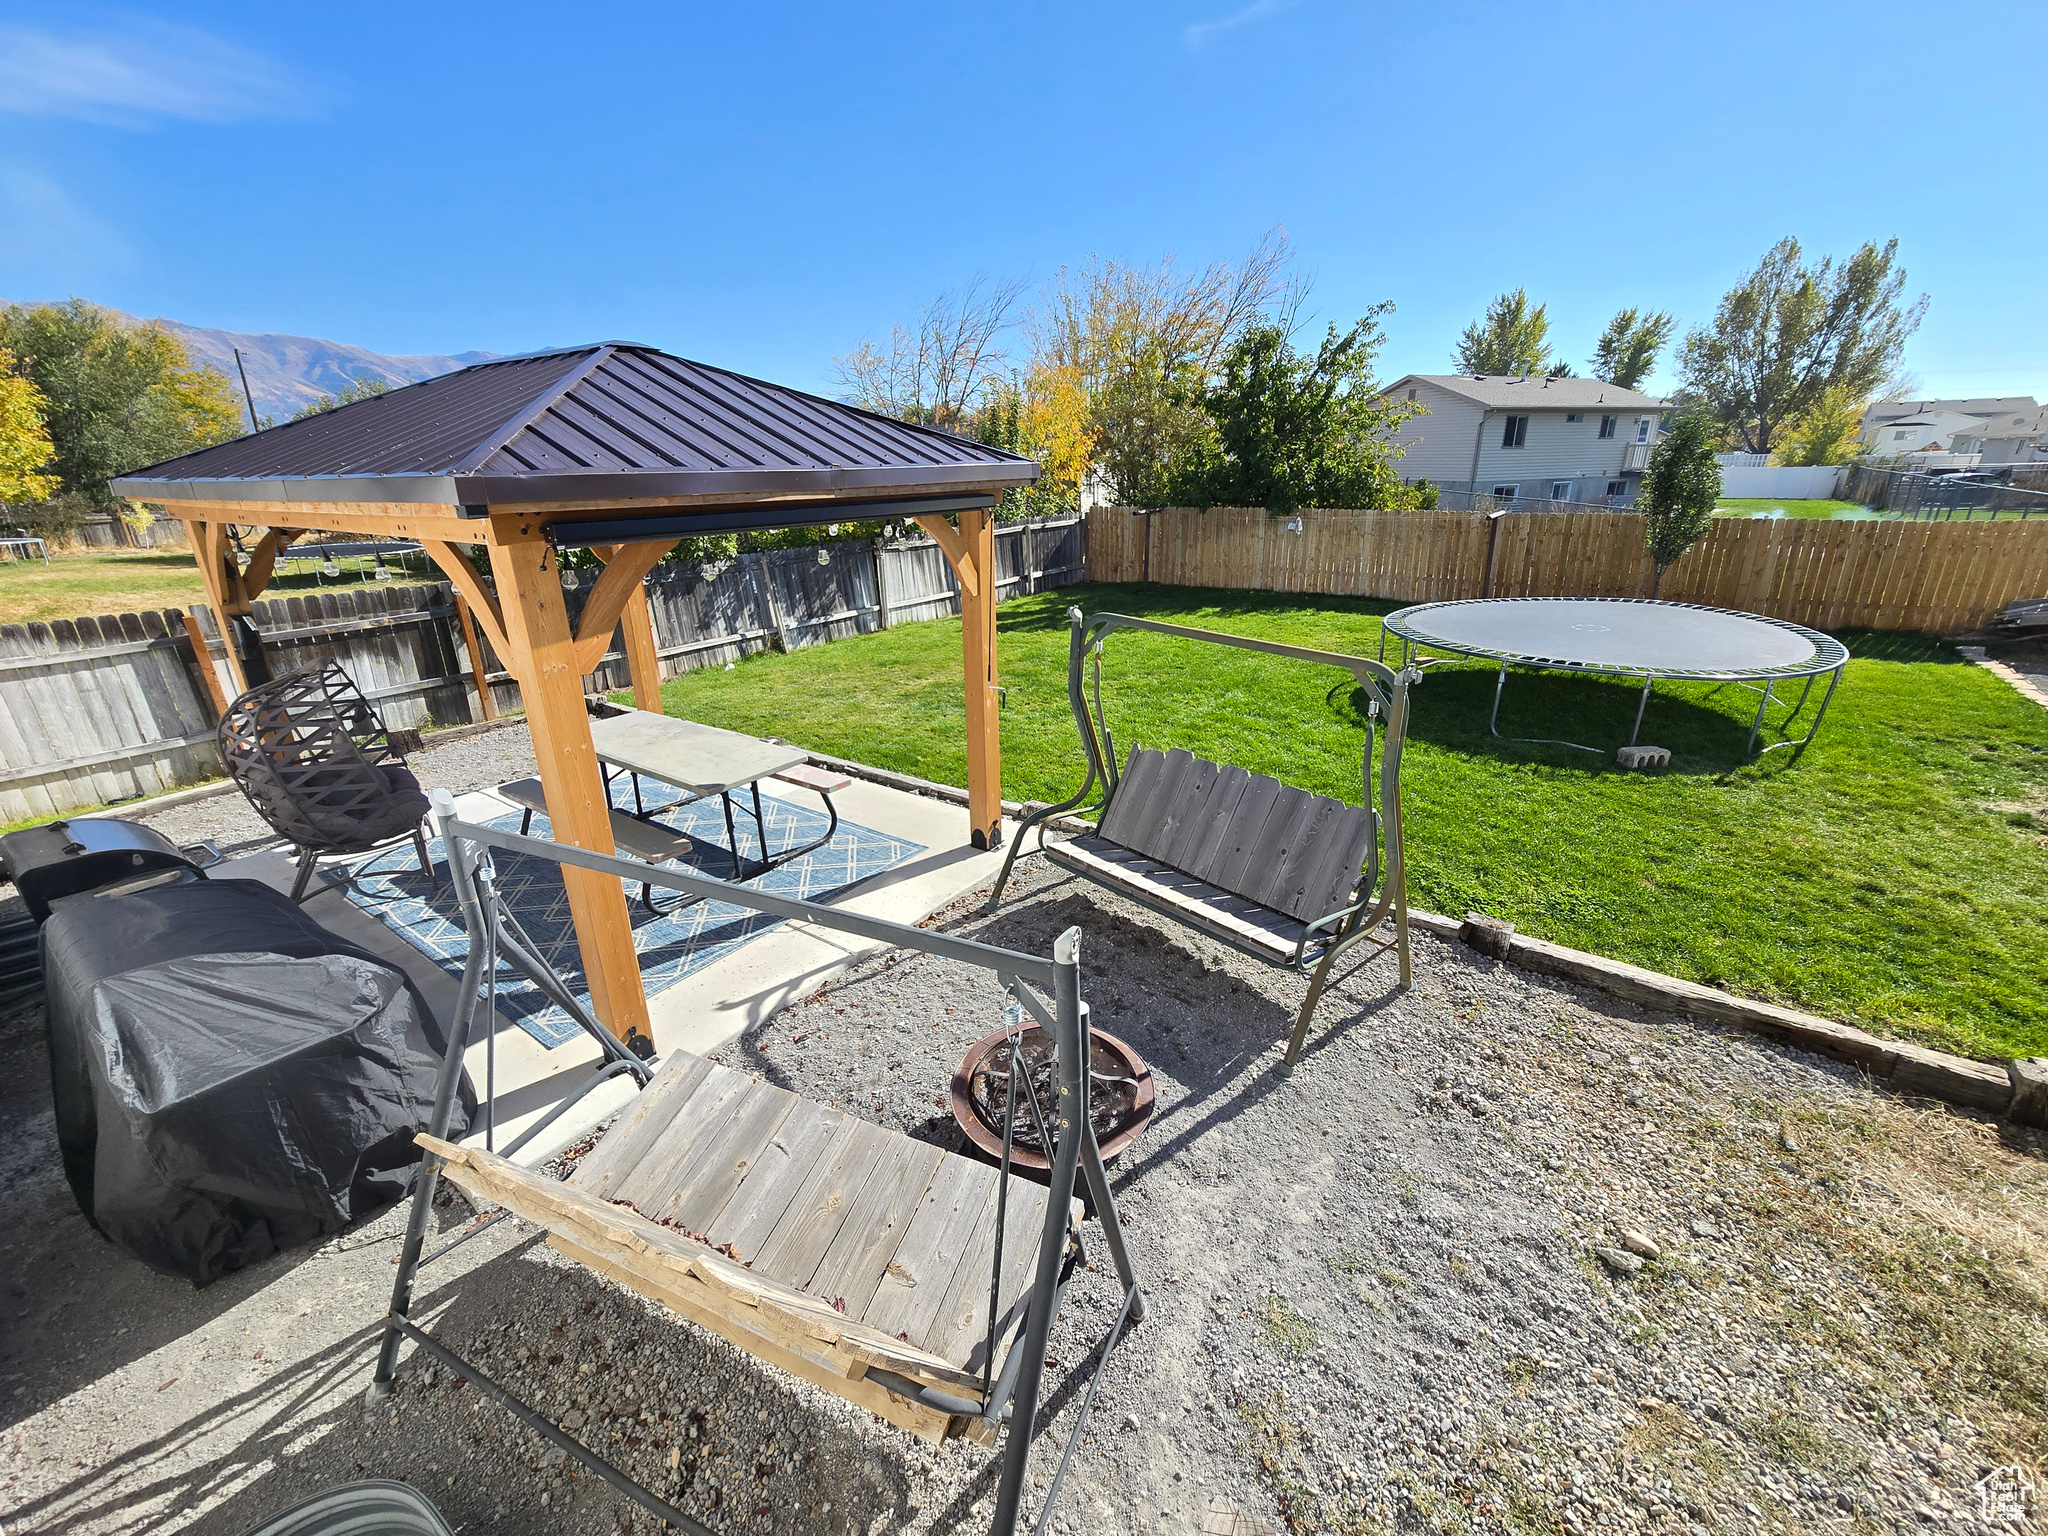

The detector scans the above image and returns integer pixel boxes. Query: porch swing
[368,790,1145,1536]
[990,609,1419,1073]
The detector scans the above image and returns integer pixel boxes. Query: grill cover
[41,880,472,1285]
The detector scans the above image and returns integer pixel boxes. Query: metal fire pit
[950,1021,1154,1173]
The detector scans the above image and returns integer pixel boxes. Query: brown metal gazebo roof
[114,342,1037,516]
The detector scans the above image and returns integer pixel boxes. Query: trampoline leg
[1745,681,1776,756]
[1791,665,1844,762]
[1629,675,1655,747]
[1488,663,1509,737]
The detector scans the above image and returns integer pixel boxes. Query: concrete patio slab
[204,774,1011,1166]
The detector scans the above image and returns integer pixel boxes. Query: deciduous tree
[0,299,244,508]
[1774,385,1867,466]
[1032,231,1293,506]
[291,374,394,419]
[0,351,60,506]
[833,276,1025,432]
[1590,307,1675,390]
[1453,289,1561,376]
[1167,306,1428,513]
[1638,414,1722,595]
[1676,237,1926,456]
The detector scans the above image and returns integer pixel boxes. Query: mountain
[3,302,498,422]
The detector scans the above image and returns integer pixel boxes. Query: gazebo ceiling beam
[149,499,490,545]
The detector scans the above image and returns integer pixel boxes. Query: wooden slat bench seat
[427,1045,1062,1442]
[1023,729,1409,1072]
[1049,745,1377,956]
[1044,836,1321,963]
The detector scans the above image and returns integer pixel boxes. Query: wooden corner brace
[421,540,510,661]
[911,514,979,598]
[574,540,678,676]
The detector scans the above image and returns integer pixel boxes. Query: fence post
[1481,509,1509,598]
[749,552,790,651]
[451,591,498,722]
[180,609,231,719]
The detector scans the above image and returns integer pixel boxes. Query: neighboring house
[1950,406,2048,464]
[1860,396,2041,457]
[1378,374,1666,505]
[1866,410,1988,456]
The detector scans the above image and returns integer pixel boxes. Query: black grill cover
[41,879,472,1285]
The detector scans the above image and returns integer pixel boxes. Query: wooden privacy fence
[1088,506,2048,635]
[0,516,1084,823]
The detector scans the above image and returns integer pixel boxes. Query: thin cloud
[0,18,314,126]
[1184,0,1302,47]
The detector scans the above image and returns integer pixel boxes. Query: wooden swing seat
[1044,745,1379,965]
[424,1046,1063,1443]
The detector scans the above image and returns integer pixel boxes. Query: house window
[1598,415,1617,439]
[1565,413,1585,423]
[1551,481,1572,501]
[1635,418,1651,443]
[1606,480,1628,498]
[1893,429,1911,440]
[1406,388,1418,400]
[1491,484,1519,501]
[1501,415,1529,448]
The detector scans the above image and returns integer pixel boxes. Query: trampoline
[1380,597,1849,760]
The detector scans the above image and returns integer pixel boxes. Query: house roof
[1982,409,2048,439]
[112,343,1038,512]
[1387,374,1665,411]
[1862,396,2039,425]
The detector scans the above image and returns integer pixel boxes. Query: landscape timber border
[801,748,2043,1129]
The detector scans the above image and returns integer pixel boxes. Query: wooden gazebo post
[915,507,1002,850]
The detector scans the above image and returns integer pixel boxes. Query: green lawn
[0,548,438,627]
[656,583,2048,1063]
[1715,499,1876,519]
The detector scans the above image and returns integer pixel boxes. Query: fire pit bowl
[950,1022,1154,1174]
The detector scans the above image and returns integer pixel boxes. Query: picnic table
[500,711,850,906]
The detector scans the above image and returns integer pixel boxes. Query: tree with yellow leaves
[0,299,245,513]
[0,350,60,506]
[1774,384,1868,466]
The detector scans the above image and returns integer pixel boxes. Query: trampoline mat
[1386,598,1830,677]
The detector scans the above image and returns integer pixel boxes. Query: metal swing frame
[366,791,1144,1536]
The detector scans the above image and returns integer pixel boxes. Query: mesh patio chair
[219,662,436,902]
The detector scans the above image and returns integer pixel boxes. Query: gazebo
[113,343,1039,1045]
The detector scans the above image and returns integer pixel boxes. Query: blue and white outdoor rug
[339,781,924,1048]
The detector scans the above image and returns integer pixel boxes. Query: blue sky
[3,1,2043,403]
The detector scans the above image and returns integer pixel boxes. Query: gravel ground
[2,733,2044,1535]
